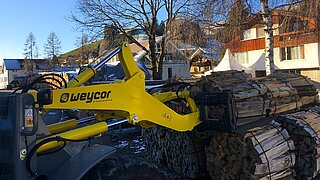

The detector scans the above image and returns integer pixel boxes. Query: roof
[177,42,198,51]
[101,60,151,80]
[52,67,78,72]
[3,59,58,71]
[129,40,150,54]
[3,59,22,70]
[190,48,206,59]
[129,37,162,54]
[36,63,50,70]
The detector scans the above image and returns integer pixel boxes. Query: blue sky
[0,0,80,63]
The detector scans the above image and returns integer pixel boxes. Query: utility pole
[260,0,275,75]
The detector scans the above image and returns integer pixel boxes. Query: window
[235,52,249,64]
[165,54,173,61]
[289,69,301,74]
[256,27,265,38]
[276,69,301,74]
[156,42,161,53]
[168,68,172,78]
[281,46,304,61]
[280,16,310,33]
[255,70,266,77]
[241,29,253,40]
[241,27,264,40]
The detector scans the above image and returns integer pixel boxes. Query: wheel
[82,156,168,180]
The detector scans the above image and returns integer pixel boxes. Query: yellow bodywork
[35,42,201,152]
[37,122,108,153]
[47,119,78,134]
[66,66,96,88]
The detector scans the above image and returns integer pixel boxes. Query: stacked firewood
[206,121,296,180]
[196,71,318,125]
[142,71,318,179]
[268,72,318,107]
[142,126,167,164]
[276,106,320,179]
[142,127,208,178]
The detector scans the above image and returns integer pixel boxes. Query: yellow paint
[37,122,108,153]
[43,74,200,131]
[33,42,202,152]
[47,119,78,134]
[41,42,201,132]
[67,67,96,88]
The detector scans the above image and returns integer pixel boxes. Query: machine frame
[34,42,201,153]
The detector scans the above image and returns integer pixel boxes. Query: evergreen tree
[44,32,62,59]
[23,32,39,59]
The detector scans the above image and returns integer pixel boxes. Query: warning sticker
[25,109,33,127]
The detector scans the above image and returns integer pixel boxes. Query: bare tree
[195,0,303,75]
[74,32,91,64]
[71,0,197,80]
[75,32,90,48]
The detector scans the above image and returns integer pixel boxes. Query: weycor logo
[60,91,111,103]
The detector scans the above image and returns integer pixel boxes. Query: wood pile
[276,106,320,179]
[206,121,296,180]
[268,72,318,107]
[142,71,318,179]
[142,127,208,178]
[196,71,318,125]
[142,126,167,164]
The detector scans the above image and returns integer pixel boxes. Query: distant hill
[60,40,106,64]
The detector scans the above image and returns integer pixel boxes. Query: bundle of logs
[206,121,295,179]
[276,106,320,179]
[196,71,318,125]
[142,127,208,178]
[143,71,319,179]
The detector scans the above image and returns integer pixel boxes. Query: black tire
[82,156,168,180]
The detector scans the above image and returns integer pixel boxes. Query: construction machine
[0,42,236,180]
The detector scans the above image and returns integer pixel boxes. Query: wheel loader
[0,42,238,180]
[1,42,317,180]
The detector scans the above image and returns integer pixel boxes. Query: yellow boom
[35,42,201,152]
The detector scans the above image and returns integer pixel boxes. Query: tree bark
[260,0,275,75]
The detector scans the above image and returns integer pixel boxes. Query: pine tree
[44,32,61,59]
[23,32,39,59]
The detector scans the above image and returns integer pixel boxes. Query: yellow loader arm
[34,42,201,153]
[44,42,200,131]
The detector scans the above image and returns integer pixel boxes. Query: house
[3,59,49,83]
[223,11,320,81]
[3,59,77,85]
[175,41,220,77]
[0,63,8,89]
[125,29,148,42]
[129,38,191,80]
[0,59,78,88]
[3,59,24,84]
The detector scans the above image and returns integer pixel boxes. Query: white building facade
[0,64,8,89]
[223,13,320,81]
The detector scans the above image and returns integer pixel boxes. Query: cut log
[205,121,295,180]
[196,71,318,126]
[276,107,320,179]
[142,126,208,178]
[143,71,318,179]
